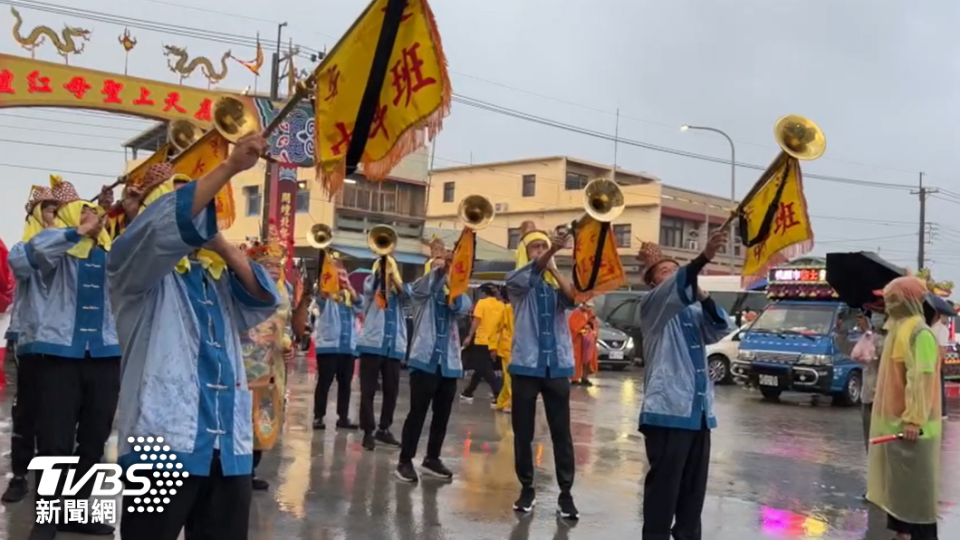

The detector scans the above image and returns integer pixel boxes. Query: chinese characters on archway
[0,54,218,128]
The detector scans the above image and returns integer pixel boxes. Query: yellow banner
[126,145,172,189]
[170,131,235,230]
[572,217,627,303]
[318,251,341,298]
[0,53,223,127]
[740,157,814,286]
[448,228,475,303]
[314,0,451,195]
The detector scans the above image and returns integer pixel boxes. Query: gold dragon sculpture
[163,45,231,86]
[11,7,91,64]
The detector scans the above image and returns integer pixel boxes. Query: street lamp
[680,124,736,272]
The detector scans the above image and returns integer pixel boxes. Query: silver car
[597,320,635,371]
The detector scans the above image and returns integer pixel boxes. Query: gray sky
[2,0,959,292]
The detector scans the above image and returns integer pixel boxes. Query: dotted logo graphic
[124,436,189,514]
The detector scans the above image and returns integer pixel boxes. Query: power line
[0,162,116,178]
[0,137,125,154]
[0,123,130,140]
[453,95,917,191]
[0,112,148,132]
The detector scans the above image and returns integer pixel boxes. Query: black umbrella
[826,251,906,309]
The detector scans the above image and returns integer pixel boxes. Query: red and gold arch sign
[0,53,222,128]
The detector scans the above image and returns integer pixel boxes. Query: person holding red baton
[867,276,942,540]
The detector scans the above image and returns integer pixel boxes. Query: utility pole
[912,172,939,271]
[261,22,288,238]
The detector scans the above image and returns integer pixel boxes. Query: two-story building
[424,156,743,283]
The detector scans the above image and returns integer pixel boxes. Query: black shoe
[375,429,401,447]
[57,522,115,535]
[252,477,269,491]
[581,379,593,388]
[513,487,537,513]
[2,475,29,503]
[336,419,359,430]
[28,523,56,540]
[395,461,418,483]
[362,432,376,451]
[312,418,325,430]
[459,393,474,403]
[557,493,579,520]
[421,457,453,480]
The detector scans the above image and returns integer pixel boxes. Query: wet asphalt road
[0,357,957,540]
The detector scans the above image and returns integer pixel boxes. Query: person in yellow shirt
[494,288,515,412]
[460,283,504,403]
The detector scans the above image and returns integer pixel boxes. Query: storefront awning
[332,244,427,265]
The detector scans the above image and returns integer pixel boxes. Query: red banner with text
[268,162,300,276]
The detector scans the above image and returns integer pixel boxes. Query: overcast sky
[2,0,960,291]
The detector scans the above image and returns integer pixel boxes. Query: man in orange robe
[570,303,599,386]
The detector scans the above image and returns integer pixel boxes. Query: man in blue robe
[395,252,472,483]
[637,229,730,540]
[506,227,579,520]
[107,137,280,540]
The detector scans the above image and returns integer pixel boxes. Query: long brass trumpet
[167,120,205,153]
[555,178,625,236]
[457,195,495,230]
[773,114,825,161]
[367,225,398,256]
[307,223,334,249]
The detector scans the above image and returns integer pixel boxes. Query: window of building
[565,172,589,191]
[521,175,536,197]
[660,217,684,248]
[242,185,261,217]
[613,224,632,248]
[442,181,455,203]
[507,227,521,249]
[296,181,310,214]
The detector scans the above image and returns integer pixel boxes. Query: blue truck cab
[730,260,863,406]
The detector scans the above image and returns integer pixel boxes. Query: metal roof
[122,123,167,152]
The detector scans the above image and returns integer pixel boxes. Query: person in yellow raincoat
[494,287,514,412]
[239,224,295,492]
[868,276,942,540]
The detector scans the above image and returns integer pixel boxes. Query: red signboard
[267,162,299,277]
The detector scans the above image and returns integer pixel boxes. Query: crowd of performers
[0,135,614,540]
[2,133,941,540]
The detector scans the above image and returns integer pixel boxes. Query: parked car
[705,324,750,385]
[597,319,634,371]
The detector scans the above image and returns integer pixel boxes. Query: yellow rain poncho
[867,276,942,525]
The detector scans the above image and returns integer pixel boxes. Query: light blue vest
[108,183,280,477]
[9,230,119,358]
[505,262,575,379]
[406,268,472,378]
[638,267,730,431]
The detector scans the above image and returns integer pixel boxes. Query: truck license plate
[759,374,779,387]
[608,351,624,360]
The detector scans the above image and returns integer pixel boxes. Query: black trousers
[462,344,501,398]
[10,352,40,477]
[511,374,574,493]
[34,354,120,500]
[640,418,711,540]
[887,514,938,539]
[399,368,457,463]
[120,452,252,540]
[314,353,356,421]
[359,354,401,433]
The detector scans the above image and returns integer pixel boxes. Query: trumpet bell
[774,114,826,161]
[457,195,495,230]
[583,178,626,222]
[213,96,259,143]
[307,223,333,249]
[367,225,398,256]
[167,120,204,153]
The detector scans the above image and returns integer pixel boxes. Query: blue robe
[406,268,472,378]
[505,262,575,378]
[107,182,280,477]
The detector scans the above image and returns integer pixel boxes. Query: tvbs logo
[29,436,189,514]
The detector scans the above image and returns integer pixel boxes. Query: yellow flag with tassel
[448,228,475,303]
[314,0,451,196]
[572,216,627,303]
[738,155,814,286]
[170,131,235,230]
